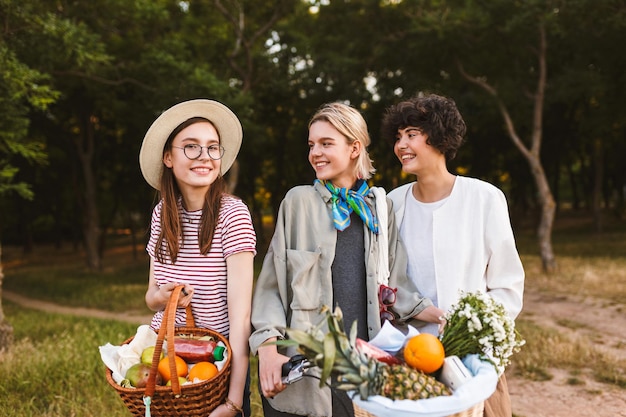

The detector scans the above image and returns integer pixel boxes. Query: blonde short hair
[308,102,375,180]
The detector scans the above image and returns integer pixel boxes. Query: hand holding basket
[105,286,231,417]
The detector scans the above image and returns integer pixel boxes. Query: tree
[456,24,556,271]
[0,0,60,350]
[359,0,575,271]
[435,0,626,268]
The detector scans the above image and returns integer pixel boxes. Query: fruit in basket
[141,345,164,365]
[126,363,162,388]
[166,376,188,386]
[404,333,445,373]
[283,306,451,401]
[188,361,219,382]
[158,355,188,383]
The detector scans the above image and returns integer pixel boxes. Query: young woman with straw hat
[139,99,256,417]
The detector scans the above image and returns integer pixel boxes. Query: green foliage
[0,302,137,417]
[0,3,57,204]
[0,0,624,253]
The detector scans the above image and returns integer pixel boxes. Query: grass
[509,211,626,389]
[1,209,625,416]
[511,319,626,387]
[0,301,137,417]
[1,236,265,417]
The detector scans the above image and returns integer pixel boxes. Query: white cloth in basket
[351,354,497,417]
[99,325,158,384]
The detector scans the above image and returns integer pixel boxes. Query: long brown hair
[155,117,227,263]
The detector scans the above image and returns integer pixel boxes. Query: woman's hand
[158,282,193,306]
[145,279,193,311]
[414,305,447,333]
[175,283,194,307]
[257,340,290,398]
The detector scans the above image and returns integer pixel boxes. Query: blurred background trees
[1,0,624,273]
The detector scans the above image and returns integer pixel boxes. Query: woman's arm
[210,250,254,416]
[144,259,194,311]
[484,191,525,319]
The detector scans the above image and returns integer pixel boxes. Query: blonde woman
[250,102,440,417]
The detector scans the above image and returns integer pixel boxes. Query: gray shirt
[332,212,368,340]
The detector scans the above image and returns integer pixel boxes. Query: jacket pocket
[287,249,322,311]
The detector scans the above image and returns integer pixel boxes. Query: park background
[0,1,624,416]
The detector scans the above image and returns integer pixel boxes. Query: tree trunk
[0,241,16,352]
[529,158,558,272]
[592,137,604,232]
[566,163,581,210]
[75,113,101,271]
[457,24,557,272]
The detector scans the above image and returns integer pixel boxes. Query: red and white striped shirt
[147,195,256,336]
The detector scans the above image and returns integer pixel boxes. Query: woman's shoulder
[283,184,317,201]
[151,199,164,217]
[387,182,413,205]
[457,176,503,193]
[221,193,243,206]
[220,194,251,215]
[455,176,506,202]
[388,182,413,197]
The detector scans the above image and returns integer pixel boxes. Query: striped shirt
[147,195,257,336]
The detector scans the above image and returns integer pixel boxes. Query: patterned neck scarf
[317,179,379,234]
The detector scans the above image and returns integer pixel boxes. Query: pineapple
[280,305,451,401]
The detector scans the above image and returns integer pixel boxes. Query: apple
[141,345,164,365]
[125,363,162,388]
[166,376,188,386]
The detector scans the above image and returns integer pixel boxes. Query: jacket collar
[314,180,375,204]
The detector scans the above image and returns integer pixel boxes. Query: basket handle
[145,285,191,397]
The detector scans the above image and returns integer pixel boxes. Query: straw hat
[139,99,243,190]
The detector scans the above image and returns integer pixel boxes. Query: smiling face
[308,120,361,189]
[163,121,221,195]
[393,126,445,176]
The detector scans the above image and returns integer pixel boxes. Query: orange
[158,355,188,383]
[403,333,445,374]
[188,361,219,383]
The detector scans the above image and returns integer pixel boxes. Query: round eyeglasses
[172,144,225,160]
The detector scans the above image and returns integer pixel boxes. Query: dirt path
[3,287,625,416]
[507,289,626,417]
[2,290,153,325]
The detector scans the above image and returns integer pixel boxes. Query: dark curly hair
[381,94,466,161]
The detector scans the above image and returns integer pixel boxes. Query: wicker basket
[353,401,484,417]
[105,286,231,416]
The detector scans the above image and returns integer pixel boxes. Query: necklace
[181,210,201,224]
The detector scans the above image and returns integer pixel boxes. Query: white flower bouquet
[439,291,525,375]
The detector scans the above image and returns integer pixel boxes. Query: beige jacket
[250,181,432,417]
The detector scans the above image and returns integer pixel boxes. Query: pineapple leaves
[320,333,336,386]
[282,329,324,356]
[349,320,358,349]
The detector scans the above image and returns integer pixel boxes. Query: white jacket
[388,176,524,320]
